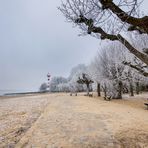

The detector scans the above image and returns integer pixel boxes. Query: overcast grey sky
[0,0,147,94]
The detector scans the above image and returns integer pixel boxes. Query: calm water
[0,89,35,96]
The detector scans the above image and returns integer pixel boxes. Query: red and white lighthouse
[47,73,51,89]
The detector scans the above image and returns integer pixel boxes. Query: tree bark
[100,0,148,33]
[136,82,140,95]
[102,84,107,100]
[86,83,90,96]
[97,83,101,97]
[123,61,148,77]
[117,81,123,99]
[117,35,148,66]
[129,82,134,96]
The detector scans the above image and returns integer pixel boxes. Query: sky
[0,0,148,94]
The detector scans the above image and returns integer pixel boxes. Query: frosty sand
[1,93,148,148]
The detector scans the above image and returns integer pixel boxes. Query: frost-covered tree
[88,57,102,96]
[97,42,126,99]
[89,40,148,99]
[77,73,94,95]
[123,34,148,77]
[89,42,132,99]
[49,77,68,92]
[39,83,48,92]
[68,64,88,80]
[57,83,70,92]
[49,64,88,92]
[68,64,88,92]
[59,0,148,67]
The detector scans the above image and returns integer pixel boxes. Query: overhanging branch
[75,15,148,65]
[123,61,148,77]
[75,16,118,41]
[100,0,148,33]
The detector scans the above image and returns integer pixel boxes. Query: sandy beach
[0,93,148,148]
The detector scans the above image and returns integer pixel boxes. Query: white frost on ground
[0,93,148,148]
[0,94,50,148]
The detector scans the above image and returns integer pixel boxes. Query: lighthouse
[47,73,51,91]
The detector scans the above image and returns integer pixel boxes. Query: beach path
[12,93,148,148]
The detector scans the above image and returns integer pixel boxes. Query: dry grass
[0,92,148,148]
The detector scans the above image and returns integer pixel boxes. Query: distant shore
[0,91,50,99]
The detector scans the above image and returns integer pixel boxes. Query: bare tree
[59,0,148,67]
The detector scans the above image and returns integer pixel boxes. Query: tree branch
[117,34,148,65]
[128,25,145,34]
[75,15,148,65]
[100,0,148,33]
[123,61,148,77]
[75,15,118,41]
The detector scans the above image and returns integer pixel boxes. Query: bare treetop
[59,0,148,67]
[60,0,147,35]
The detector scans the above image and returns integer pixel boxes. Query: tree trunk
[102,84,107,100]
[97,83,101,97]
[136,82,140,95]
[86,83,89,96]
[104,89,107,100]
[130,82,134,96]
[117,81,123,99]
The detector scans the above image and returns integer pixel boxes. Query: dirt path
[14,94,148,148]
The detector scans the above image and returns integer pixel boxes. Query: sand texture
[0,93,148,148]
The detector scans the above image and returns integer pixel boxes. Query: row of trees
[48,64,89,93]
[40,0,148,98]
[39,33,148,99]
[89,39,148,99]
[58,0,148,99]
[40,41,147,99]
